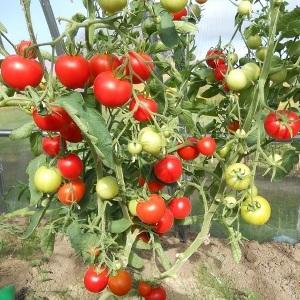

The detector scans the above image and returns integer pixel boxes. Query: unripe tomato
[108,270,132,296]
[238,1,252,15]
[168,197,192,219]
[129,95,158,122]
[57,179,86,205]
[138,281,152,297]
[160,0,188,13]
[16,40,37,59]
[98,0,127,13]
[128,142,143,155]
[226,69,248,91]
[128,199,138,216]
[225,163,251,191]
[246,35,262,49]
[197,136,216,156]
[96,176,119,200]
[42,135,62,157]
[242,62,260,81]
[256,47,268,62]
[84,266,109,293]
[177,137,199,161]
[154,155,183,184]
[241,196,271,225]
[172,8,188,20]
[269,67,287,83]
[228,53,238,65]
[138,127,164,155]
[153,208,174,234]
[34,166,62,193]
[57,153,83,180]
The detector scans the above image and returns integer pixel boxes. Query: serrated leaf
[174,21,197,34]
[108,218,132,234]
[277,7,300,38]
[57,92,114,169]
[10,121,34,140]
[179,111,196,134]
[128,251,144,269]
[158,12,179,48]
[30,132,43,156]
[182,99,217,116]
[201,86,220,98]
[26,154,47,205]
[39,226,55,257]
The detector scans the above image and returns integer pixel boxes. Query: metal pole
[39,0,65,55]
[0,130,12,137]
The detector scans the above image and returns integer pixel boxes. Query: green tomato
[241,196,271,225]
[142,18,157,36]
[98,0,127,13]
[269,67,287,83]
[225,163,252,191]
[226,69,248,91]
[246,35,262,49]
[128,142,143,155]
[34,166,62,193]
[242,62,261,81]
[256,47,268,62]
[219,143,232,158]
[128,200,138,216]
[191,4,201,18]
[160,0,188,13]
[228,53,239,65]
[138,127,164,155]
[223,196,237,209]
[96,176,119,200]
[238,1,252,15]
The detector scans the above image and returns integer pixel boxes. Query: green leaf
[179,111,196,134]
[39,226,55,257]
[277,7,300,38]
[182,99,217,116]
[57,92,114,169]
[158,12,179,48]
[128,251,144,269]
[26,154,47,205]
[108,218,132,234]
[30,132,43,156]
[134,239,151,250]
[174,21,197,34]
[10,121,34,140]
[201,86,221,98]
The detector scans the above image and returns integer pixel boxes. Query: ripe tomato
[1,55,43,90]
[55,55,90,89]
[98,0,127,13]
[138,127,164,155]
[128,142,143,155]
[16,40,37,59]
[84,266,109,293]
[145,286,167,300]
[196,0,207,3]
[168,197,192,219]
[225,163,251,191]
[60,121,83,143]
[241,196,271,225]
[96,176,119,200]
[34,166,62,193]
[42,135,62,157]
[256,47,268,62]
[122,51,154,84]
[172,8,188,20]
[32,106,71,131]
[246,35,262,49]
[137,194,166,224]
[154,208,174,234]
[264,110,300,140]
[57,179,86,205]
[205,49,225,68]
[108,270,132,296]
[129,95,158,122]
[225,69,248,91]
[160,0,188,13]
[94,71,132,107]
[138,281,152,297]
[154,155,183,184]
[89,53,121,78]
[213,64,228,81]
[138,231,151,243]
[238,0,252,15]
[138,176,165,193]
[57,153,83,180]
[197,136,216,156]
[177,137,199,161]
[227,120,240,132]
[242,62,260,81]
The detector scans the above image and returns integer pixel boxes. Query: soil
[0,233,299,300]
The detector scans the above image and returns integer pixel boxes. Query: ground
[0,229,299,300]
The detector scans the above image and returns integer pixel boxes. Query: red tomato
[108,270,132,296]
[138,231,151,243]
[57,153,83,180]
[1,55,43,90]
[153,155,183,184]
[84,266,109,293]
[16,40,37,59]
[264,110,300,141]
[55,55,90,89]
[42,135,63,157]
[32,106,72,131]
[227,120,240,132]
[57,179,86,205]
[129,95,158,122]
[213,64,228,81]
[137,194,166,224]
[177,137,199,161]
[197,136,216,156]
[138,281,152,297]
[89,53,121,78]
[60,121,83,143]
[122,51,154,84]
[145,286,167,300]
[205,49,225,68]
[94,71,132,107]
[172,8,188,20]
[138,177,165,193]
[153,208,174,234]
[168,197,192,219]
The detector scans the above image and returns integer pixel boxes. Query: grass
[196,265,262,300]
